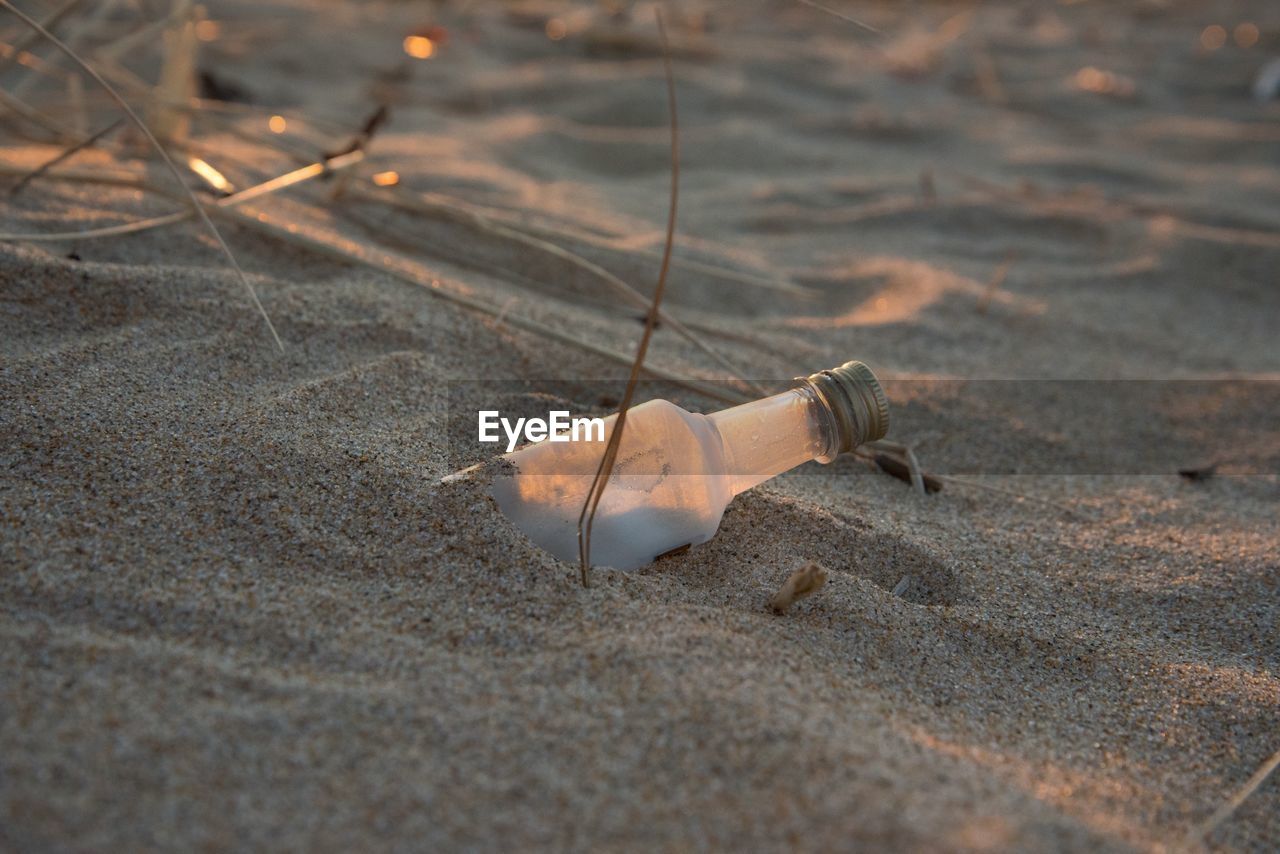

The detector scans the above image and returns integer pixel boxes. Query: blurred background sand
[1,1,1278,849]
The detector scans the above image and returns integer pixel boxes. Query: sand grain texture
[1,1,1278,850]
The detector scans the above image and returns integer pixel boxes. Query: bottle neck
[707,385,838,497]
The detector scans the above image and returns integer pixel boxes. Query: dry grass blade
[857,441,1091,514]
[358,185,765,395]
[576,10,680,588]
[325,105,389,201]
[1184,747,1280,849]
[403,189,815,297]
[0,0,84,78]
[0,84,79,139]
[0,162,148,189]
[10,0,117,101]
[0,39,76,84]
[218,204,749,406]
[864,439,930,495]
[794,0,881,34]
[934,473,1090,517]
[90,1,188,65]
[867,451,943,494]
[903,445,927,495]
[0,150,365,241]
[0,156,749,405]
[0,0,284,352]
[6,116,121,196]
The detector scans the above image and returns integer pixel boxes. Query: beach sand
[2,1,1278,849]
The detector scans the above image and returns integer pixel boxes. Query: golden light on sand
[545,18,567,41]
[372,171,400,187]
[187,157,233,192]
[1200,25,1227,51]
[1234,22,1260,49]
[268,115,287,134]
[403,35,435,59]
[1075,66,1106,91]
[1073,66,1136,98]
[195,19,220,41]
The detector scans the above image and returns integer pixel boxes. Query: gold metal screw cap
[802,360,890,453]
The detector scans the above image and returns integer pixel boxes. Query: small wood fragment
[769,562,829,614]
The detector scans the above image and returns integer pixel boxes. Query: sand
[2,1,1278,850]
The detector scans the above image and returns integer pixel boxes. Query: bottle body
[492,388,838,570]
[492,399,732,569]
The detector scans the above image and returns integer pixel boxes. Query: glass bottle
[492,361,889,570]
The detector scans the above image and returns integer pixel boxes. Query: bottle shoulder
[630,398,719,443]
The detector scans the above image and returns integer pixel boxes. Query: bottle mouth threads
[801,361,890,453]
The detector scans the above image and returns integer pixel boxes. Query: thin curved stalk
[576,10,680,588]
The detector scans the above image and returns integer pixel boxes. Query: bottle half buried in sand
[493,361,889,570]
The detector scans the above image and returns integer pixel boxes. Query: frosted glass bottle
[492,361,889,570]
